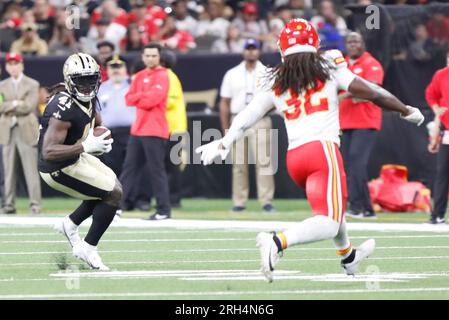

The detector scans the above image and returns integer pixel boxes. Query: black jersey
[38,91,95,173]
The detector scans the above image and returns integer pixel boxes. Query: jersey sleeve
[220,70,233,98]
[221,91,274,149]
[324,49,357,91]
[45,93,75,122]
[364,60,384,85]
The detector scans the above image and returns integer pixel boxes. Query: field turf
[0,198,448,300]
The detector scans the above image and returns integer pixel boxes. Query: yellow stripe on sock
[278,232,288,250]
[336,244,352,256]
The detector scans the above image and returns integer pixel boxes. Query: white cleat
[72,240,109,271]
[256,232,282,283]
[54,216,81,248]
[341,239,376,276]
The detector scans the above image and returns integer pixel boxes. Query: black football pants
[341,129,378,213]
[432,143,449,219]
[120,136,171,215]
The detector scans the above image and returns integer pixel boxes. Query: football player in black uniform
[39,53,121,270]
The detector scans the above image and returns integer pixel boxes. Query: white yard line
[0,256,448,267]
[0,230,245,236]
[1,232,449,239]
[1,216,449,232]
[1,245,449,255]
[0,238,253,244]
[1,287,449,299]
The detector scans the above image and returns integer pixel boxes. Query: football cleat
[427,217,445,224]
[341,239,375,276]
[72,240,109,271]
[146,213,171,220]
[256,232,282,283]
[54,216,81,248]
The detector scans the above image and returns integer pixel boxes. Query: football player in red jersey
[196,19,424,282]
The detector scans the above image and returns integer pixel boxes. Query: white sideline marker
[1,216,449,232]
[2,287,449,299]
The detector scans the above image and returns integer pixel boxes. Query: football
[93,126,112,140]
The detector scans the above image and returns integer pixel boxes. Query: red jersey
[127,12,159,43]
[125,66,169,139]
[146,5,167,27]
[161,30,195,52]
[339,52,384,131]
[91,7,129,27]
[426,66,449,130]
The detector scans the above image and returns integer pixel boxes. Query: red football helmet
[278,18,320,57]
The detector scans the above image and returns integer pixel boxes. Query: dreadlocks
[268,52,334,96]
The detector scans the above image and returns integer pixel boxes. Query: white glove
[91,143,112,157]
[195,139,230,165]
[81,128,113,155]
[400,105,424,126]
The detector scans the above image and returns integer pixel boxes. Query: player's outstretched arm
[348,77,424,126]
[195,91,274,165]
[42,118,84,161]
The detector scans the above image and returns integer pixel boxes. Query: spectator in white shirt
[195,0,230,40]
[172,0,198,36]
[211,24,246,53]
[231,2,268,41]
[311,0,348,37]
[219,39,275,213]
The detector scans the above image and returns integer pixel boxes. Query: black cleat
[427,217,445,224]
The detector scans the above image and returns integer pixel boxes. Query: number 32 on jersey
[282,80,329,120]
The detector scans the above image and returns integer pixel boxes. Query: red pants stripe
[286,140,347,224]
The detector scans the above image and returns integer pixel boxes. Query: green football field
[0,198,449,300]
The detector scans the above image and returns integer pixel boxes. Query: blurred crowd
[0,0,446,57]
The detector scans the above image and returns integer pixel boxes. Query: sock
[333,219,354,260]
[274,232,287,252]
[84,202,118,246]
[69,200,99,225]
[280,215,340,247]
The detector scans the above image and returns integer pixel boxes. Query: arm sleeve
[136,72,169,110]
[15,80,39,115]
[324,49,357,91]
[425,72,441,107]
[221,91,274,149]
[0,96,15,114]
[47,94,74,122]
[220,71,232,98]
[125,76,142,106]
[364,61,384,85]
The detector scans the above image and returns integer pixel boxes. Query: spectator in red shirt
[339,32,384,219]
[158,16,196,53]
[91,0,129,49]
[120,43,171,220]
[425,51,449,224]
[127,0,159,45]
[143,0,167,28]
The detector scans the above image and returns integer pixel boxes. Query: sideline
[1,216,449,232]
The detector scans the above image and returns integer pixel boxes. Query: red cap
[5,52,23,63]
[243,2,257,15]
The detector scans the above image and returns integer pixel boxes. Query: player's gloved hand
[400,105,424,126]
[91,143,113,157]
[195,139,230,165]
[81,128,114,155]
